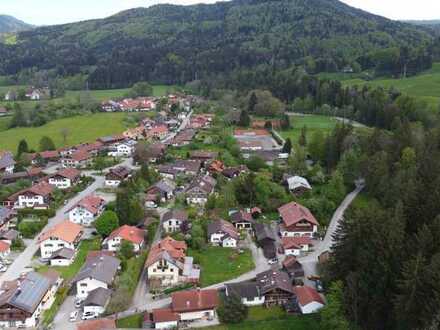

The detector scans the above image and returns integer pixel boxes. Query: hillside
[0,0,433,88]
[0,15,33,33]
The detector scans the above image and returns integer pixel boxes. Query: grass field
[279,114,338,143]
[189,247,255,287]
[0,113,128,152]
[343,63,440,110]
[116,314,144,328]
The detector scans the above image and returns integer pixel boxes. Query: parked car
[0,265,7,272]
[69,311,78,322]
[268,258,278,265]
[81,311,97,320]
[74,298,84,308]
[1,259,12,265]
[315,280,324,293]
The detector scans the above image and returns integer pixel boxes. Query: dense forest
[0,0,436,88]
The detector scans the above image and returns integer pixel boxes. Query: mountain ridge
[0,14,33,33]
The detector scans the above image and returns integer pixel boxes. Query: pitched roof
[73,255,120,285]
[0,241,10,252]
[256,270,294,294]
[69,195,105,215]
[171,289,219,312]
[163,210,188,222]
[190,151,218,160]
[146,237,187,268]
[77,318,116,330]
[106,166,130,180]
[39,220,83,244]
[282,256,300,269]
[50,168,81,180]
[254,223,276,242]
[107,225,144,245]
[282,237,313,250]
[0,151,15,170]
[278,202,319,227]
[230,210,255,224]
[226,282,262,300]
[207,219,239,240]
[151,308,179,323]
[71,150,91,162]
[286,176,312,191]
[83,288,112,307]
[50,247,75,260]
[293,285,325,306]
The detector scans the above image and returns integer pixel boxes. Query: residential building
[222,165,248,179]
[282,256,305,278]
[49,247,76,267]
[73,254,120,299]
[0,241,10,258]
[68,195,106,226]
[171,159,201,176]
[281,237,313,256]
[0,229,19,244]
[146,237,199,288]
[170,129,196,147]
[146,308,179,330]
[293,286,325,314]
[107,141,135,158]
[0,151,15,175]
[7,182,54,209]
[256,270,295,306]
[0,207,17,231]
[162,210,189,233]
[171,289,219,321]
[48,168,81,189]
[77,318,116,330]
[185,175,216,205]
[38,220,83,260]
[146,179,176,202]
[82,288,111,317]
[61,150,92,168]
[105,166,131,187]
[189,151,218,162]
[1,167,44,185]
[28,150,60,166]
[278,202,319,237]
[207,219,239,248]
[0,271,61,328]
[285,176,312,195]
[98,135,126,146]
[225,282,265,306]
[254,223,276,259]
[146,125,169,140]
[103,225,145,252]
[229,208,260,232]
[145,142,166,163]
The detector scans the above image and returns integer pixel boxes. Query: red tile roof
[77,318,116,330]
[39,150,60,159]
[52,168,81,180]
[278,202,319,227]
[151,308,179,323]
[146,236,187,267]
[293,285,325,306]
[172,289,219,313]
[86,250,116,261]
[107,225,144,245]
[0,241,10,253]
[39,220,83,244]
[71,150,91,162]
[70,195,105,215]
[282,237,312,250]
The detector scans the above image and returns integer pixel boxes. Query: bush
[218,295,249,324]
[11,238,25,251]
[18,218,48,238]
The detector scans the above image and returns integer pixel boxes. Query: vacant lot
[280,114,337,143]
[0,113,128,152]
[189,247,255,287]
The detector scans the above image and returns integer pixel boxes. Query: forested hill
[0,0,434,88]
[0,15,33,33]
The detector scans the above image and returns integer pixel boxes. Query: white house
[0,241,10,258]
[0,151,15,175]
[185,175,216,206]
[103,225,145,253]
[8,182,54,209]
[171,289,219,322]
[225,282,265,306]
[38,221,83,260]
[105,166,131,187]
[48,168,81,189]
[49,247,76,266]
[107,141,135,158]
[293,286,325,314]
[278,202,319,237]
[207,219,239,248]
[68,195,105,226]
[286,176,312,195]
[149,308,179,330]
[82,287,111,317]
[162,210,188,233]
[281,237,313,256]
[73,255,120,299]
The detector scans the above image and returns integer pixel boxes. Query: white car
[0,265,7,272]
[1,259,12,265]
[69,311,78,322]
[268,258,278,265]
[81,311,97,320]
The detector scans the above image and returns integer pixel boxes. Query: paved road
[162,110,193,144]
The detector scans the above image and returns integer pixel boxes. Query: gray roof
[0,229,19,241]
[254,223,276,242]
[73,255,120,285]
[163,210,188,222]
[8,272,53,313]
[0,207,16,224]
[0,152,15,170]
[154,179,176,193]
[226,282,262,300]
[83,287,111,307]
[50,247,75,260]
[256,270,294,295]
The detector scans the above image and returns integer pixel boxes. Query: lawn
[342,63,440,111]
[188,247,255,287]
[207,307,321,330]
[116,313,144,328]
[0,112,128,152]
[279,114,337,143]
[0,117,10,132]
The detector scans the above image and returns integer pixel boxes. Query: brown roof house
[105,166,131,187]
[171,289,219,322]
[207,219,239,248]
[162,210,189,234]
[48,168,81,189]
[185,175,216,206]
[7,181,54,209]
[278,202,319,238]
[256,270,294,306]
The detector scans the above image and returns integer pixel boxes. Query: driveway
[52,295,77,330]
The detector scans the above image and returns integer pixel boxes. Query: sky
[1,0,440,26]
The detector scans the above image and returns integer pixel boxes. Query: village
[0,90,361,330]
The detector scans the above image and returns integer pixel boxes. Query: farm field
[342,63,440,110]
[0,113,129,152]
[280,114,338,143]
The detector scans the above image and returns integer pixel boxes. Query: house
[146,179,176,202]
[172,159,202,176]
[278,202,319,237]
[0,271,61,328]
[0,207,17,231]
[225,282,265,306]
[208,160,225,173]
[282,256,305,278]
[162,210,189,233]
[0,151,15,174]
[28,150,60,166]
[73,254,120,299]
[1,167,44,185]
[146,308,179,330]
[190,151,218,162]
[146,237,200,288]
[105,166,131,187]
[185,175,216,205]
[145,142,166,163]
[123,126,145,140]
[221,165,248,179]
[68,195,106,226]
[101,100,121,112]
[4,90,16,101]
[49,247,76,267]
[107,141,135,158]
[238,140,264,151]
[0,107,7,116]
[171,289,219,321]
[207,219,239,248]
[48,168,81,189]
[293,286,325,314]
[0,241,10,258]
[171,129,196,147]
[281,237,313,256]
[38,220,83,261]
[157,165,180,180]
[254,223,276,259]
[82,287,112,317]
[146,125,169,140]
[0,229,19,244]
[256,270,295,306]
[229,208,260,232]
[77,318,116,330]
[61,150,92,168]
[103,225,145,252]
[8,181,54,209]
[98,135,126,146]
[285,176,312,195]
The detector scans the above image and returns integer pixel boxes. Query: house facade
[278,202,319,237]
[207,219,239,248]
[48,168,81,189]
[162,210,188,233]
[68,195,105,226]
[103,225,145,252]
[9,182,54,209]
[225,282,265,306]
[171,289,219,322]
